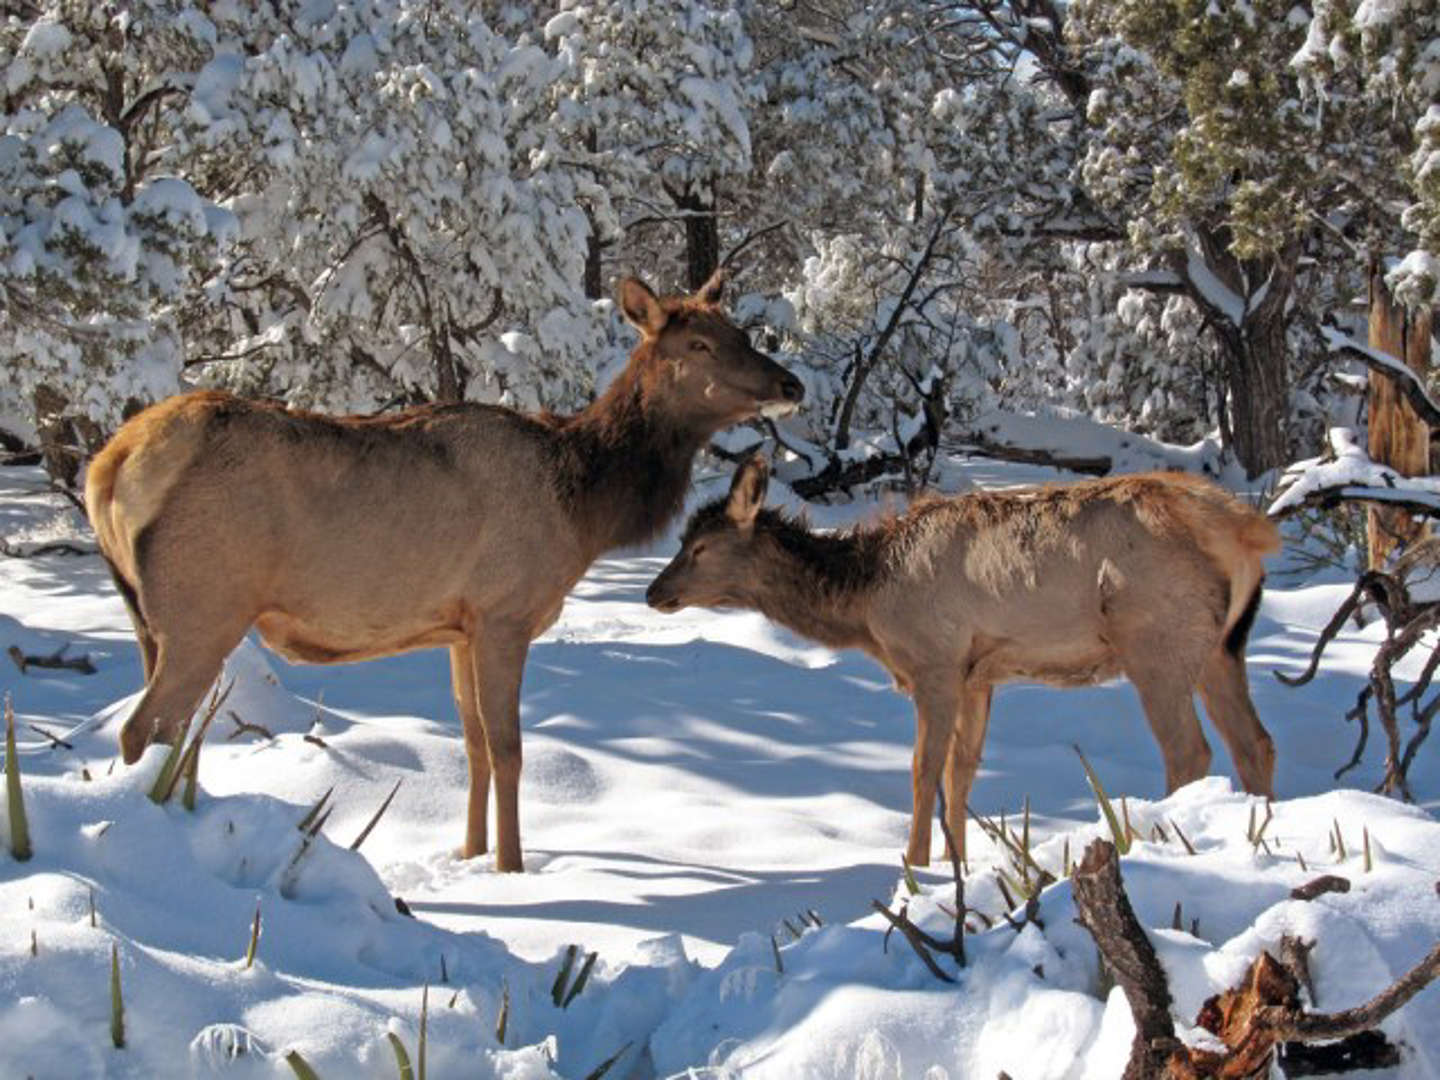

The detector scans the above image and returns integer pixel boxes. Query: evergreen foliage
[0,1,1432,479]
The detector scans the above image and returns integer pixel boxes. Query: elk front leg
[474,625,530,873]
[907,675,961,868]
[1197,647,1276,798]
[1111,600,1214,794]
[451,641,490,859]
[942,683,992,864]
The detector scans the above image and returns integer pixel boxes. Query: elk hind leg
[941,684,992,864]
[908,675,962,868]
[120,620,248,764]
[1198,647,1275,797]
[105,560,158,680]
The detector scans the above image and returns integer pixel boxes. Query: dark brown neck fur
[552,360,708,556]
[747,509,888,648]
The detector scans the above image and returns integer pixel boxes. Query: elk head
[617,271,804,428]
[647,454,771,613]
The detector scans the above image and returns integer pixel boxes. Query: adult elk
[647,457,1279,865]
[86,273,803,872]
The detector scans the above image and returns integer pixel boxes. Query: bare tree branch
[1261,943,1440,1043]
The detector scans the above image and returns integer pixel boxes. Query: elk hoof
[118,723,150,765]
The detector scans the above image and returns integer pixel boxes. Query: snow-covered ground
[1,458,1438,1079]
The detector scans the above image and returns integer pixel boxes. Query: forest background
[2,0,1437,492]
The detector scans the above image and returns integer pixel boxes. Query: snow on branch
[1322,323,1440,428]
[1113,269,1185,293]
[1269,428,1440,519]
[1184,249,1246,327]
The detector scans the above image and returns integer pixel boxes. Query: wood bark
[830,210,951,452]
[670,183,720,292]
[1217,308,1290,479]
[1289,875,1350,902]
[1366,267,1434,568]
[1069,839,1435,1079]
[584,218,604,301]
[949,430,1111,476]
[1070,840,1178,1080]
[8,643,96,675]
[1163,229,1296,479]
[582,130,604,300]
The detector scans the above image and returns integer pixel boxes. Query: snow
[1387,248,1440,309]
[44,105,126,184]
[677,75,752,164]
[1322,323,1440,417]
[543,12,581,40]
[1185,248,1246,327]
[2,456,1439,1078]
[19,19,72,60]
[1270,425,1440,517]
[132,179,212,237]
[954,407,1229,477]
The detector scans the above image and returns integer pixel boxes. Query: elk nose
[646,580,682,612]
[779,374,805,403]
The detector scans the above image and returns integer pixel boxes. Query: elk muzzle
[645,571,685,613]
[760,371,805,419]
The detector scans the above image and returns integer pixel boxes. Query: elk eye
[691,542,708,559]
[689,339,711,354]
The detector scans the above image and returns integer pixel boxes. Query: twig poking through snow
[349,779,402,852]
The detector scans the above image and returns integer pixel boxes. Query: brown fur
[85,272,803,872]
[648,459,1280,866]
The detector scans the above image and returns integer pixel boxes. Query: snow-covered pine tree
[546,0,757,292]
[196,0,604,414]
[1293,0,1440,308]
[0,2,237,476]
[1065,0,1408,474]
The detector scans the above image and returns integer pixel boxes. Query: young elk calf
[647,457,1280,866]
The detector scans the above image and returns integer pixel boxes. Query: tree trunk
[33,384,83,487]
[433,339,462,403]
[583,130,603,300]
[671,183,719,292]
[1179,231,1296,478]
[584,220,604,301]
[832,343,873,452]
[1217,309,1290,478]
[1366,266,1433,568]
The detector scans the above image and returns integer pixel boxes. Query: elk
[85,272,803,872]
[646,456,1280,865]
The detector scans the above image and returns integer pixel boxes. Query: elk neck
[553,364,709,557]
[748,510,887,650]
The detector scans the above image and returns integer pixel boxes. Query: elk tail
[1225,577,1264,657]
[1217,505,1279,651]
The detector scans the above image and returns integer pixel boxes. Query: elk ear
[726,454,769,530]
[694,267,728,306]
[617,277,667,337]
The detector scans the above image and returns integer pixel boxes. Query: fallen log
[1069,839,1438,1078]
